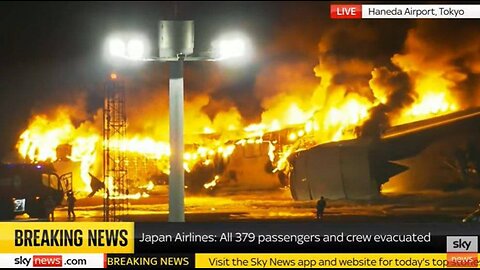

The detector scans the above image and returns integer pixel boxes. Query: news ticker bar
[330,4,480,19]
[3,222,480,253]
[0,253,479,268]
[2,222,480,268]
[195,253,479,268]
[134,223,480,253]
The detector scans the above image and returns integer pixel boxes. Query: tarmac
[13,187,480,222]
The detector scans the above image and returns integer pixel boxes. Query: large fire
[16,76,459,194]
[392,73,459,125]
[16,20,471,196]
[17,110,100,190]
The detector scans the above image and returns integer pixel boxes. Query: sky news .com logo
[15,255,62,267]
[14,255,87,267]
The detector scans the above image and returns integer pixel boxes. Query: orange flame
[17,110,100,192]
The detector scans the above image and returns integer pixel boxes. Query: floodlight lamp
[108,38,126,57]
[217,38,246,59]
[126,39,145,59]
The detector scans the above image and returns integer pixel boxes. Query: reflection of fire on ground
[26,187,480,222]
[13,20,480,201]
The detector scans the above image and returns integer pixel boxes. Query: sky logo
[447,236,478,268]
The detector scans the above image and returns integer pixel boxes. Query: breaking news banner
[1,223,480,268]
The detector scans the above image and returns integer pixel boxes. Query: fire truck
[0,163,69,220]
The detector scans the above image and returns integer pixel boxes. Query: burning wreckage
[11,106,480,203]
[289,109,480,200]
[2,105,480,220]
[12,20,480,204]
[200,108,480,200]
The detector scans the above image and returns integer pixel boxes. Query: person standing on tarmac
[67,191,76,221]
[316,196,327,220]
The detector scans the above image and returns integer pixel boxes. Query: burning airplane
[289,108,480,200]
[12,19,480,203]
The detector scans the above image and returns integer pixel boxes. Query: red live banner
[330,4,362,19]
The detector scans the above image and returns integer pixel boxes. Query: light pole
[168,58,184,222]
[107,20,250,222]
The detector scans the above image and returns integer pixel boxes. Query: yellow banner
[195,253,478,268]
[0,222,134,253]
